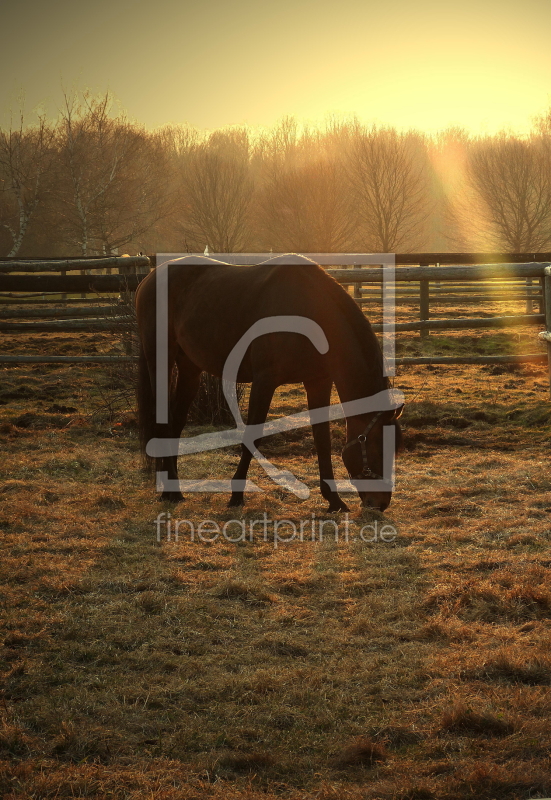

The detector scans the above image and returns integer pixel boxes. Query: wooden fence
[0,254,550,382]
[0,255,150,362]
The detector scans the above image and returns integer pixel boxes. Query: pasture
[1,318,551,799]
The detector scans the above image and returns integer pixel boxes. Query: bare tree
[467,132,551,252]
[0,106,465,257]
[533,105,551,138]
[0,112,54,256]
[155,123,201,158]
[347,125,431,252]
[427,127,475,252]
[146,124,202,253]
[257,158,355,252]
[178,129,253,252]
[254,117,300,172]
[54,92,168,255]
[92,129,169,255]
[252,117,358,252]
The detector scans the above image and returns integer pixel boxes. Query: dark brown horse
[135,255,403,512]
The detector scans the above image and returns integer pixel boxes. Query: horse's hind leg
[159,351,201,503]
[228,374,277,508]
[305,378,349,513]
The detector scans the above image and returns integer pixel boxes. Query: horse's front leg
[228,375,276,507]
[305,378,349,513]
[159,356,201,503]
[158,451,184,503]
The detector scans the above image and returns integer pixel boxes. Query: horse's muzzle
[359,492,391,512]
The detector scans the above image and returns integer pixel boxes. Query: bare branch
[52,91,169,255]
[467,132,551,252]
[347,126,432,252]
[0,111,55,256]
[176,129,253,252]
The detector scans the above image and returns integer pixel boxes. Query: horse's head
[342,405,404,511]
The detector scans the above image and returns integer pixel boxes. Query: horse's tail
[136,340,156,475]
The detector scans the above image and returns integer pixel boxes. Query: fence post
[419,264,430,339]
[80,268,86,300]
[526,278,533,314]
[540,267,551,395]
[353,263,362,302]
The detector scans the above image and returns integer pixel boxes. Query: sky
[1,0,550,135]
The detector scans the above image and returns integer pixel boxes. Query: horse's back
[136,262,378,383]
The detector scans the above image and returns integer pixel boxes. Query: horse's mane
[321,271,404,448]
[316,266,389,388]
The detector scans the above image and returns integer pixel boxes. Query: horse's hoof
[228,494,244,508]
[159,492,184,503]
[327,501,349,513]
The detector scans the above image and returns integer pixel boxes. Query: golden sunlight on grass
[1,349,550,798]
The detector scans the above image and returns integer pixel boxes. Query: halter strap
[342,411,386,482]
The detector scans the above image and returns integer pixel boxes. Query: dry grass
[333,737,388,767]
[1,312,551,799]
[440,704,516,736]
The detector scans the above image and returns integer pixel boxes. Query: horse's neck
[333,357,388,407]
[331,350,388,441]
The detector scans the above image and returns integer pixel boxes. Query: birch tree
[0,113,54,256]
[54,92,167,255]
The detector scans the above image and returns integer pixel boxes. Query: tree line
[1,92,551,257]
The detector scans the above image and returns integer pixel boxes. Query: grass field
[1,314,551,799]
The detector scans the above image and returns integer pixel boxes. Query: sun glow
[1,0,550,135]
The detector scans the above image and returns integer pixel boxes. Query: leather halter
[342,411,386,482]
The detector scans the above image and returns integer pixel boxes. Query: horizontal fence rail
[370,314,545,332]
[0,296,117,304]
[397,354,549,366]
[0,355,135,363]
[8,314,542,334]
[155,252,551,266]
[0,319,131,332]
[0,263,547,292]
[0,254,550,388]
[1,353,548,366]
[0,255,151,365]
[0,274,143,293]
[0,256,151,273]
[325,264,550,282]
[0,305,125,319]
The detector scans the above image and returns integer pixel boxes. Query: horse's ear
[393,404,404,420]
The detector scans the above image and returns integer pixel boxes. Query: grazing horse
[135,255,403,512]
